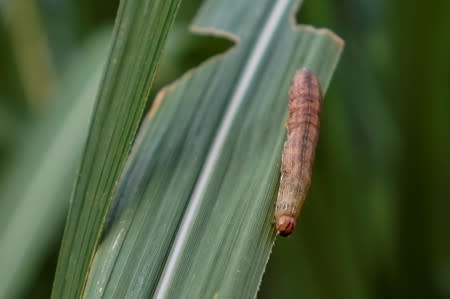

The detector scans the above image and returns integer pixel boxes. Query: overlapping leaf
[51,1,182,298]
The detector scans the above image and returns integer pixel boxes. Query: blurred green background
[1,0,449,298]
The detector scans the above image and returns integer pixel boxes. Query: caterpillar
[275,68,322,237]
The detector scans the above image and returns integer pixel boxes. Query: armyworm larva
[275,68,322,236]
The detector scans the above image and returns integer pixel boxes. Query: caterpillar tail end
[276,215,296,237]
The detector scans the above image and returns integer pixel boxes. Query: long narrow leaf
[84,0,343,298]
[51,1,182,298]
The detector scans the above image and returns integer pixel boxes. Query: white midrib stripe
[153,1,291,298]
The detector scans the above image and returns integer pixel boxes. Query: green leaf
[51,1,182,298]
[0,29,110,299]
[84,0,343,298]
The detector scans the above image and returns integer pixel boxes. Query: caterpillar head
[276,215,296,236]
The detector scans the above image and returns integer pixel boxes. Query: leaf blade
[51,1,182,298]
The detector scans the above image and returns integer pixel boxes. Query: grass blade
[51,1,182,298]
[154,2,292,295]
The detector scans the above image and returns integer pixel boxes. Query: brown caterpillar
[275,68,322,236]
